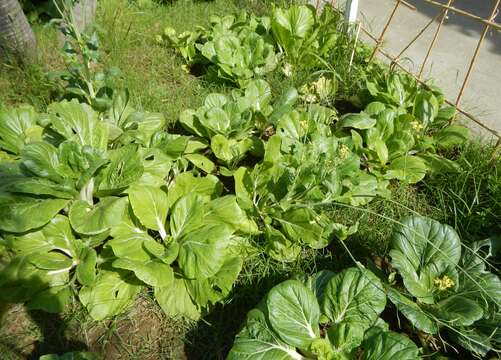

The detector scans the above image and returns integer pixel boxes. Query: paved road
[356,0,501,139]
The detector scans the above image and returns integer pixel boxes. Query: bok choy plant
[228,267,420,359]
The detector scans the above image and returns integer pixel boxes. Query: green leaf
[389,216,461,304]
[97,144,144,193]
[0,195,69,233]
[112,258,174,287]
[154,275,200,319]
[178,224,232,280]
[48,100,108,150]
[0,105,41,154]
[265,227,302,263]
[128,185,168,237]
[185,153,216,173]
[69,197,128,235]
[27,285,71,313]
[107,233,156,261]
[9,214,76,257]
[76,247,97,286]
[277,208,333,249]
[298,270,336,302]
[267,279,320,349]
[431,295,484,326]
[433,125,469,149]
[361,328,419,360]
[384,155,427,184]
[414,91,438,127]
[79,270,141,320]
[204,195,259,234]
[170,193,205,238]
[322,268,386,329]
[227,307,301,360]
[338,113,376,130]
[167,172,222,209]
[30,251,73,271]
[387,287,438,334]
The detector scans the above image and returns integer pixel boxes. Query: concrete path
[356,0,501,139]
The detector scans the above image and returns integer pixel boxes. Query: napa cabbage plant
[228,267,420,360]
[387,216,501,356]
[160,13,278,86]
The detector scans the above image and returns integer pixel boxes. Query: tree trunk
[71,0,97,32]
[57,0,97,46]
[0,0,37,61]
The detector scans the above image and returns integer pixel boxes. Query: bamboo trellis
[323,0,501,154]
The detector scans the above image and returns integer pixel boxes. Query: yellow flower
[410,121,423,131]
[282,63,293,77]
[338,144,350,160]
[434,275,455,291]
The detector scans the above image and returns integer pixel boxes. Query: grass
[0,0,500,359]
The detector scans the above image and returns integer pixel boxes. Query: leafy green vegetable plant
[0,98,251,321]
[228,267,420,360]
[50,1,119,111]
[160,13,278,86]
[387,216,501,356]
[271,4,341,69]
[337,72,469,183]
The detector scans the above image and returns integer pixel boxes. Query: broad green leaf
[48,100,108,150]
[227,307,302,360]
[79,270,141,320]
[0,195,68,233]
[0,105,41,154]
[154,275,200,319]
[186,256,242,307]
[97,144,144,193]
[30,251,73,271]
[76,247,97,286]
[387,288,438,334]
[298,270,336,302]
[361,328,419,360]
[384,155,427,184]
[69,197,128,235]
[338,113,376,130]
[389,216,461,304]
[107,233,156,261]
[128,186,168,237]
[167,172,222,209]
[205,195,259,234]
[178,224,232,280]
[431,296,484,326]
[327,322,365,357]
[112,258,174,287]
[267,280,320,349]
[278,208,333,249]
[9,215,76,257]
[185,153,216,173]
[272,5,315,54]
[265,227,302,263]
[170,193,205,238]
[27,285,71,313]
[322,268,386,328]
[414,91,438,127]
[433,125,469,149]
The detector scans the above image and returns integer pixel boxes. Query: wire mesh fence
[322,0,501,153]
